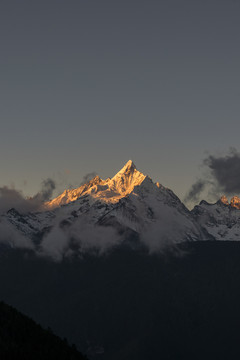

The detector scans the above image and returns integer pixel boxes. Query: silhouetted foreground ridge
[0,301,87,360]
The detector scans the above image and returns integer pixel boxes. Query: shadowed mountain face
[0,301,87,360]
[1,241,240,360]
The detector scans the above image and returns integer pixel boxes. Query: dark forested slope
[1,242,240,359]
[0,301,87,360]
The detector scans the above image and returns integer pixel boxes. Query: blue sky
[1,0,240,203]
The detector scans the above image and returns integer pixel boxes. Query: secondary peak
[230,196,240,209]
[220,195,229,205]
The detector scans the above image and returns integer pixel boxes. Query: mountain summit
[46,160,146,208]
[118,159,136,172]
[110,160,146,196]
[2,160,207,253]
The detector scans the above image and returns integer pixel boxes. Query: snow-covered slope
[0,161,209,252]
[2,208,54,237]
[192,196,240,241]
[46,160,146,208]
[46,161,210,242]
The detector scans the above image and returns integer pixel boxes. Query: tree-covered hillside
[0,301,87,360]
[1,241,240,359]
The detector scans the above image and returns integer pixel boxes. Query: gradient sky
[1,0,240,203]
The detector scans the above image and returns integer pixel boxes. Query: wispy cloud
[0,178,56,215]
[185,148,240,204]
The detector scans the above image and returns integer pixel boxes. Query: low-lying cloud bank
[38,222,183,262]
[185,148,240,205]
[37,216,122,262]
[0,213,183,262]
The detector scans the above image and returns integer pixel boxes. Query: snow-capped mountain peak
[117,159,136,173]
[1,160,219,256]
[46,160,147,209]
[110,160,146,196]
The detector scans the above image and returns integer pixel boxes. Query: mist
[0,218,34,249]
[37,214,122,262]
[0,178,56,215]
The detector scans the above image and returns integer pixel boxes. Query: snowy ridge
[45,162,205,241]
[1,161,240,256]
[192,196,240,241]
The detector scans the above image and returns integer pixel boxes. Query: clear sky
[1,0,240,203]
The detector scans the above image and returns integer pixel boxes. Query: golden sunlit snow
[46,160,147,209]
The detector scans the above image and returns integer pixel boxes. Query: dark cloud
[184,180,207,204]
[33,178,56,202]
[0,187,39,214]
[0,178,56,215]
[185,148,240,205]
[204,148,240,194]
[80,172,97,185]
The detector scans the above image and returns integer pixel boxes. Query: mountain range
[1,160,240,258]
[1,161,240,359]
